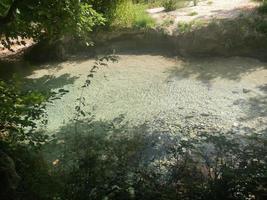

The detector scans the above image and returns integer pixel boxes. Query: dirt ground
[149,0,259,28]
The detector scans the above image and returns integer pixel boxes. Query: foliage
[0,77,69,199]
[177,20,206,33]
[88,0,125,18]
[161,18,175,27]
[0,0,13,17]
[256,19,267,34]
[258,0,267,14]
[0,78,53,199]
[111,2,155,29]
[132,5,156,29]
[133,0,188,8]
[163,0,178,11]
[0,79,48,147]
[0,0,104,49]
[1,145,61,200]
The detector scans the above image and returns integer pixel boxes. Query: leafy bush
[0,0,105,49]
[259,1,267,14]
[0,78,68,200]
[256,20,267,34]
[111,2,155,29]
[0,80,48,147]
[133,5,156,28]
[177,20,206,33]
[163,0,177,11]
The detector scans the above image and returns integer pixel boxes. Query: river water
[11,53,265,135]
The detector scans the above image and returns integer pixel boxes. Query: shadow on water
[164,57,267,84]
[258,84,267,94]
[43,115,162,165]
[25,74,79,93]
[0,57,69,81]
[41,114,267,200]
[0,60,35,80]
[236,83,267,124]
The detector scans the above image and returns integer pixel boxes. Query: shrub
[259,1,267,14]
[133,5,156,29]
[111,2,155,29]
[163,0,177,11]
[256,20,267,34]
[0,78,68,200]
[0,80,48,147]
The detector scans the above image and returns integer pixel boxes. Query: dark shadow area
[164,57,267,84]
[246,95,267,118]
[24,74,79,93]
[0,59,72,83]
[0,60,35,80]
[38,115,267,200]
[66,35,177,65]
[232,83,267,123]
[237,94,267,121]
[258,84,267,93]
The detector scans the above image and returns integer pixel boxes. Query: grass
[108,1,192,29]
[177,21,194,33]
[163,0,178,11]
[111,2,155,29]
[161,18,175,26]
[134,13,156,29]
[177,20,206,33]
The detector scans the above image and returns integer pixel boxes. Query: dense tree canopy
[0,0,104,48]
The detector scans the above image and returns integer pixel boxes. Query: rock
[232,90,239,94]
[233,122,239,127]
[233,101,239,105]
[243,88,251,93]
[185,115,194,119]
